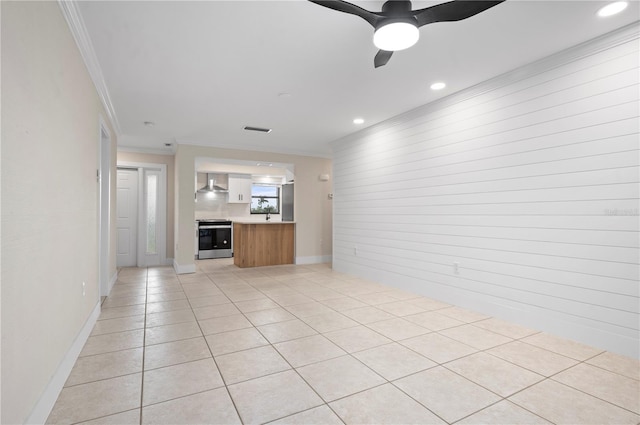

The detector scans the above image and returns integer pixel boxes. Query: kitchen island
[233,222,295,268]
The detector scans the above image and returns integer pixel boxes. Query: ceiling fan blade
[307,0,382,27]
[374,50,393,68]
[414,1,505,27]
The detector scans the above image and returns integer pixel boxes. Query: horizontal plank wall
[332,24,639,358]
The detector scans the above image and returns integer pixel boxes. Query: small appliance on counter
[197,219,232,259]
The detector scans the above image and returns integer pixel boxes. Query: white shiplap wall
[332,24,639,358]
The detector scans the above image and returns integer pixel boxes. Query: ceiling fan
[308,0,505,68]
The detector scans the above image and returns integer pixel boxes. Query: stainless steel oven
[198,220,233,259]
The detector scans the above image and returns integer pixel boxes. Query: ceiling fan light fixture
[597,1,628,17]
[373,21,419,51]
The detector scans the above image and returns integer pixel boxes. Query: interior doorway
[116,162,167,268]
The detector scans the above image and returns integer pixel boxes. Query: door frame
[98,117,112,297]
[118,161,168,267]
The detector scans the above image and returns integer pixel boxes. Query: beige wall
[175,145,332,270]
[1,2,118,423]
[117,151,175,259]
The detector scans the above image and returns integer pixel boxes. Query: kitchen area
[172,145,333,275]
[194,158,296,268]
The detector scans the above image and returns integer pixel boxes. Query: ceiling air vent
[243,126,272,133]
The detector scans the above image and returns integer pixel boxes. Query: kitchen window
[251,185,280,214]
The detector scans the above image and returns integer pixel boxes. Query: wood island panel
[234,222,295,268]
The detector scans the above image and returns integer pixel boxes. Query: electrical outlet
[453,262,460,275]
[82,281,86,296]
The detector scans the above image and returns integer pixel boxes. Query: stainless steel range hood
[197,173,229,192]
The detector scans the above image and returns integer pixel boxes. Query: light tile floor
[47,259,640,424]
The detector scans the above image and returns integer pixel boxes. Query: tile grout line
[237,284,346,425]
[420,328,555,418]
[276,276,559,424]
[138,267,149,425]
[199,262,492,425]
[219,267,354,423]
[318,321,454,424]
[261,404,344,425]
[230,267,471,423]
[186,267,247,425]
[438,360,546,424]
[581,355,640,381]
[544,352,640,416]
[450,397,552,425]
[82,262,638,424]
[458,338,634,422]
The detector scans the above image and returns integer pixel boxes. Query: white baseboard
[295,255,332,265]
[26,301,101,424]
[173,259,196,274]
[165,257,174,266]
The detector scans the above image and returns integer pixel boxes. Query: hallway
[47,260,639,424]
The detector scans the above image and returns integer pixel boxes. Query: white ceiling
[77,0,639,157]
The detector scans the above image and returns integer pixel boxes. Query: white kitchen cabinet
[228,174,252,203]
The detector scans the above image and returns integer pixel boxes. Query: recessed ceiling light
[144,121,155,127]
[597,1,628,17]
[430,82,446,91]
[353,118,365,124]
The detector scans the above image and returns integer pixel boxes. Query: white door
[117,168,138,267]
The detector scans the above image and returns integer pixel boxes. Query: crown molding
[58,0,121,136]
